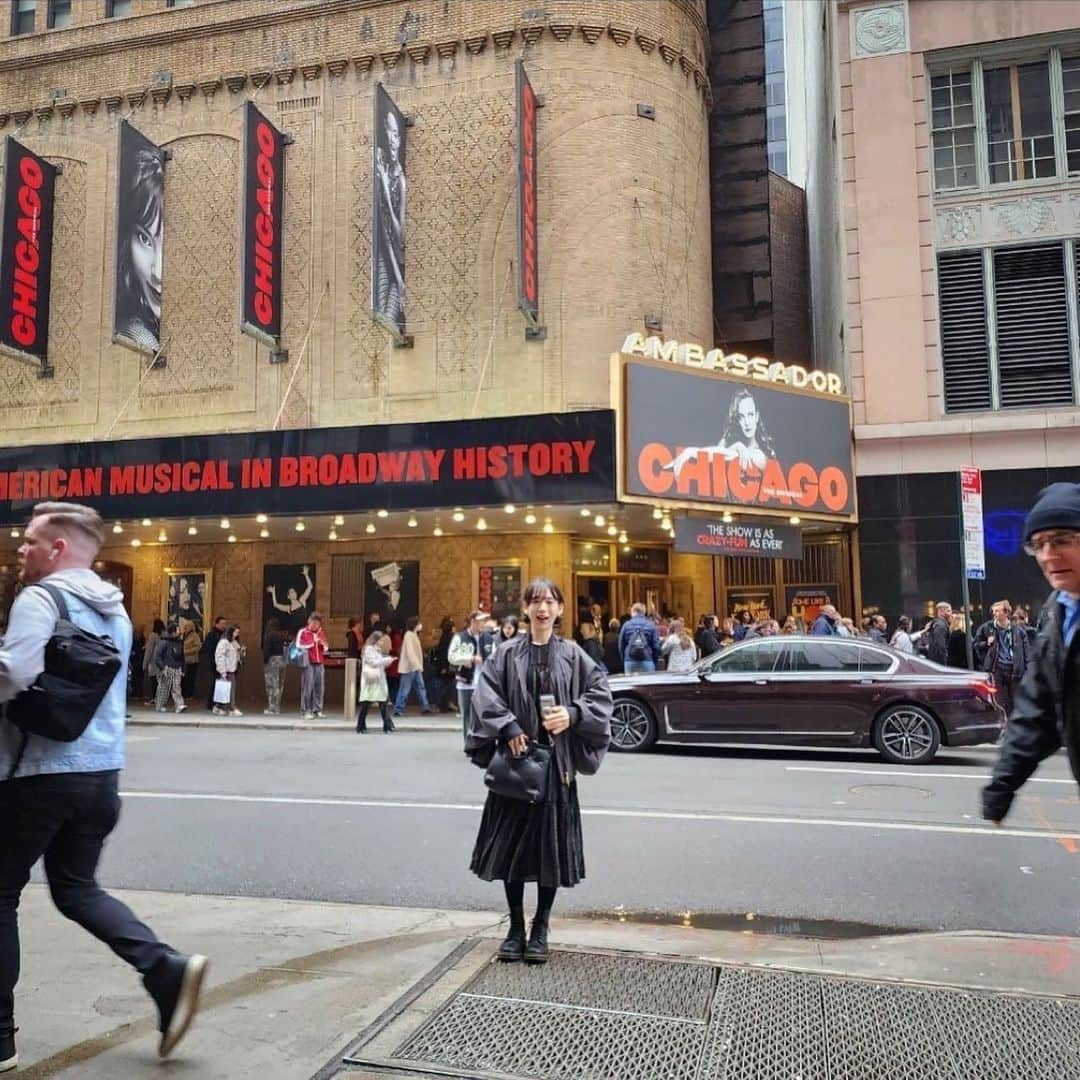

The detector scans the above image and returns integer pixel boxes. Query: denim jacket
[0,568,132,780]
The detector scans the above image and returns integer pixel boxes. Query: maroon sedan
[607,635,1003,765]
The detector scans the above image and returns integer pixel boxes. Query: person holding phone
[465,578,612,965]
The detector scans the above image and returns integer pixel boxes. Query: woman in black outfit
[466,578,612,964]
[602,618,622,675]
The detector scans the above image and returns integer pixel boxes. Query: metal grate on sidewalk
[380,947,1080,1080]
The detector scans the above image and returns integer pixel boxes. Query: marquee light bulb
[187,524,198,536]
[366,522,376,534]
[452,510,465,523]
[295,520,305,532]
[504,504,516,514]
[722,511,733,524]
[607,524,618,536]
[130,538,141,548]
[580,508,591,517]
[543,520,554,534]
[333,515,345,526]
[789,515,801,525]
[220,518,231,530]
[618,531,628,544]
[259,528,270,538]
[524,513,537,525]
[433,525,444,537]
[652,507,663,520]
[328,529,338,541]
[661,517,672,531]
[157,529,167,543]
[408,516,418,528]
[228,534,237,544]
[256,513,268,524]
[141,518,152,527]
[112,523,123,534]
[9,529,19,539]
[476,517,488,531]
[377,509,389,518]
[594,514,605,527]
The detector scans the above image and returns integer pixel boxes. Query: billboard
[516,60,540,327]
[623,357,855,518]
[372,83,406,338]
[0,138,56,362]
[113,121,166,355]
[674,516,803,560]
[241,102,285,345]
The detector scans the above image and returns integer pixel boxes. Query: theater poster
[241,102,285,346]
[364,560,419,630]
[0,138,56,363]
[371,83,406,338]
[516,60,539,328]
[623,357,855,519]
[263,563,316,635]
[113,121,165,355]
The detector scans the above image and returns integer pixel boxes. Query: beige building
[0,0,721,705]
[839,0,1080,621]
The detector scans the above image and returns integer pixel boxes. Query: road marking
[119,790,1080,843]
[785,766,1074,786]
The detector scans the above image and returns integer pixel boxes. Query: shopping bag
[213,678,232,705]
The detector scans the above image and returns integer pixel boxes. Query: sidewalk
[125,702,461,733]
[10,886,1080,1079]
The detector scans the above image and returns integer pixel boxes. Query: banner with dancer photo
[263,563,316,635]
[113,121,165,355]
[371,83,406,338]
[0,138,57,362]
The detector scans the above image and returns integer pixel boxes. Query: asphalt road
[93,729,1080,936]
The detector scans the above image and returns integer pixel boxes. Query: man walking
[393,615,432,717]
[868,615,888,644]
[924,602,953,664]
[448,610,489,739]
[811,604,840,636]
[973,600,1029,721]
[983,484,1080,825]
[0,502,207,1072]
[619,602,661,674]
[152,621,187,714]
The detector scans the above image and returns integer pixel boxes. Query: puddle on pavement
[578,908,916,939]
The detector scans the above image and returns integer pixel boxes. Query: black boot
[355,704,367,733]
[383,706,395,733]
[498,911,527,962]
[524,918,549,964]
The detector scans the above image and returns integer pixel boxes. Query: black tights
[504,880,557,926]
[356,701,390,730]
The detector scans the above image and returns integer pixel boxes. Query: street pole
[958,473,974,670]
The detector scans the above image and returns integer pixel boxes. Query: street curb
[127,717,460,733]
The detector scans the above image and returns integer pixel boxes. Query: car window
[708,641,783,674]
[859,647,894,672]
[781,641,860,672]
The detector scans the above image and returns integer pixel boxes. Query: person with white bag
[213,625,243,717]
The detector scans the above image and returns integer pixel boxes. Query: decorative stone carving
[198,77,221,100]
[579,24,604,44]
[850,2,909,59]
[380,49,403,69]
[608,24,631,46]
[300,61,323,81]
[274,67,296,85]
[463,34,488,54]
[102,95,122,114]
[326,58,349,77]
[79,97,100,116]
[175,82,196,102]
[679,54,693,77]
[658,42,677,64]
[250,71,272,89]
[635,31,657,54]
[406,42,431,63]
[125,87,147,109]
[150,83,171,106]
[34,101,54,122]
[548,23,574,42]
[57,97,77,119]
[435,39,459,58]
[937,206,979,245]
[693,67,706,91]
[991,197,1057,238]
[223,72,247,93]
[491,29,515,49]
[353,55,375,74]
[0,114,8,129]
[521,25,543,45]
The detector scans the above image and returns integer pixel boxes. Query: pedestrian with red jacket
[296,612,328,720]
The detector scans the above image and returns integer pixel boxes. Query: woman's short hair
[524,577,564,605]
[608,618,620,631]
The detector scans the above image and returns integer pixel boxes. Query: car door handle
[753,679,768,685]
[859,679,875,685]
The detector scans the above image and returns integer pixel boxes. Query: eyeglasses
[1023,531,1080,557]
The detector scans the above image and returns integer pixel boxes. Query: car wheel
[873,705,940,765]
[610,698,657,753]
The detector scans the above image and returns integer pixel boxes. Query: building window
[763,0,787,176]
[1064,55,1080,174]
[166,0,195,7]
[984,61,1056,183]
[47,0,70,28]
[938,242,1078,413]
[930,70,977,191]
[10,0,35,35]
[106,0,132,17]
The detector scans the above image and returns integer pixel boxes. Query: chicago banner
[0,138,57,363]
[241,102,285,346]
[372,83,406,338]
[113,121,166,355]
[516,60,540,328]
[623,357,855,518]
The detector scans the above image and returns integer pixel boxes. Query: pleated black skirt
[469,763,585,888]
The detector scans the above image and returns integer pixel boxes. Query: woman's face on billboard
[736,396,758,441]
[130,211,163,319]
[385,112,401,161]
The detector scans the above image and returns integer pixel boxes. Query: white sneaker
[211,707,224,716]
[175,704,187,714]
[314,711,326,719]
[229,709,243,717]
[303,712,315,721]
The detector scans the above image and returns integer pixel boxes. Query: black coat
[947,629,970,669]
[925,616,950,664]
[973,619,1029,675]
[983,593,1080,821]
[602,631,622,674]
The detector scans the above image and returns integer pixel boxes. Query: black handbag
[5,583,123,777]
[484,741,552,803]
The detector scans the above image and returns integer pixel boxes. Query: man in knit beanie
[983,483,1080,823]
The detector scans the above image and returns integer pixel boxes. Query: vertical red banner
[516,60,540,328]
[241,102,285,345]
[0,138,57,362]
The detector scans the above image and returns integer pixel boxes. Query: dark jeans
[992,670,1020,722]
[0,771,171,1036]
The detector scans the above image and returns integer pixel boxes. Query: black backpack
[5,583,123,777]
[627,627,649,662]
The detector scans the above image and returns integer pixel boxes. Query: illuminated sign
[621,332,844,397]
